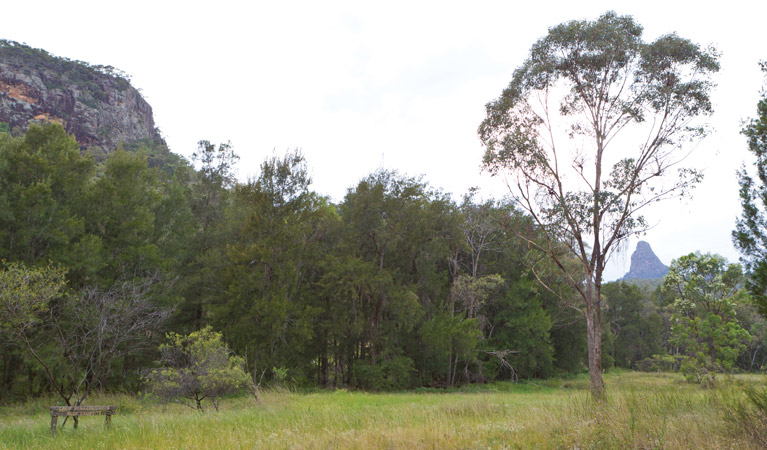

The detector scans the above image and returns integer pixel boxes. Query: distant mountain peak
[621,241,668,280]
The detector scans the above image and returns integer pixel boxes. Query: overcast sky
[4,0,766,280]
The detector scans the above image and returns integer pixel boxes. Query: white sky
[3,0,765,281]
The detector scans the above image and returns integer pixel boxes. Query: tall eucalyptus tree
[478,11,719,397]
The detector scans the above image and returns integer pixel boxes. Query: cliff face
[622,241,669,280]
[0,40,160,151]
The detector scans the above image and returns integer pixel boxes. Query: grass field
[1,371,765,449]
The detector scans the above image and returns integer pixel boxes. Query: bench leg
[105,414,111,428]
[51,415,57,436]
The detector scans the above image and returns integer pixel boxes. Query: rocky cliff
[0,40,161,152]
[621,241,669,280]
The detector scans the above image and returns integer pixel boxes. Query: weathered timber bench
[50,405,116,435]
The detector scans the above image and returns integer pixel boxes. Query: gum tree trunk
[585,278,605,399]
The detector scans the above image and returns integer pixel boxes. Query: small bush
[635,354,685,372]
[146,327,251,411]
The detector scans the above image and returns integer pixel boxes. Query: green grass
[1,371,765,449]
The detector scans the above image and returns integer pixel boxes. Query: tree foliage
[0,261,167,411]
[0,262,66,340]
[602,281,664,368]
[0,124,94,267]
[662,253,750,385]
[216,149,330,383]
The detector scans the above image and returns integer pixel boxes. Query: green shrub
[146,327,251,411]
[635,354,685,372]
[353,356,416,390]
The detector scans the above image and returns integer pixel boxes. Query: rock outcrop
[621,241,669,280]
[0,40,161,151]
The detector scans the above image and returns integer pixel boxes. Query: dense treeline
[0,124,764,401]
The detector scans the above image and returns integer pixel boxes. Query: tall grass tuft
[724,385,767,447]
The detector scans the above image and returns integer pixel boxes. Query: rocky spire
[621,241,669,280]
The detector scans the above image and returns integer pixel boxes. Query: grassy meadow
[1,371,766,449]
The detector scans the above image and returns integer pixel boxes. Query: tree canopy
[734,62,767,317]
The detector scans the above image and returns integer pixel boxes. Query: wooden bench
[50,405,116,435]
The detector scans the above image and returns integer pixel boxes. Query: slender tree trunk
[586,312,605,399]
[195,302,203,331]
[751,349,758,371]
[462,359,471,384]
[321,351,328,387]
[370,248,386,366]
[333,342,340,388]
[370,338,377,365]
[585,280,605,400]
[451,354,459,387]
